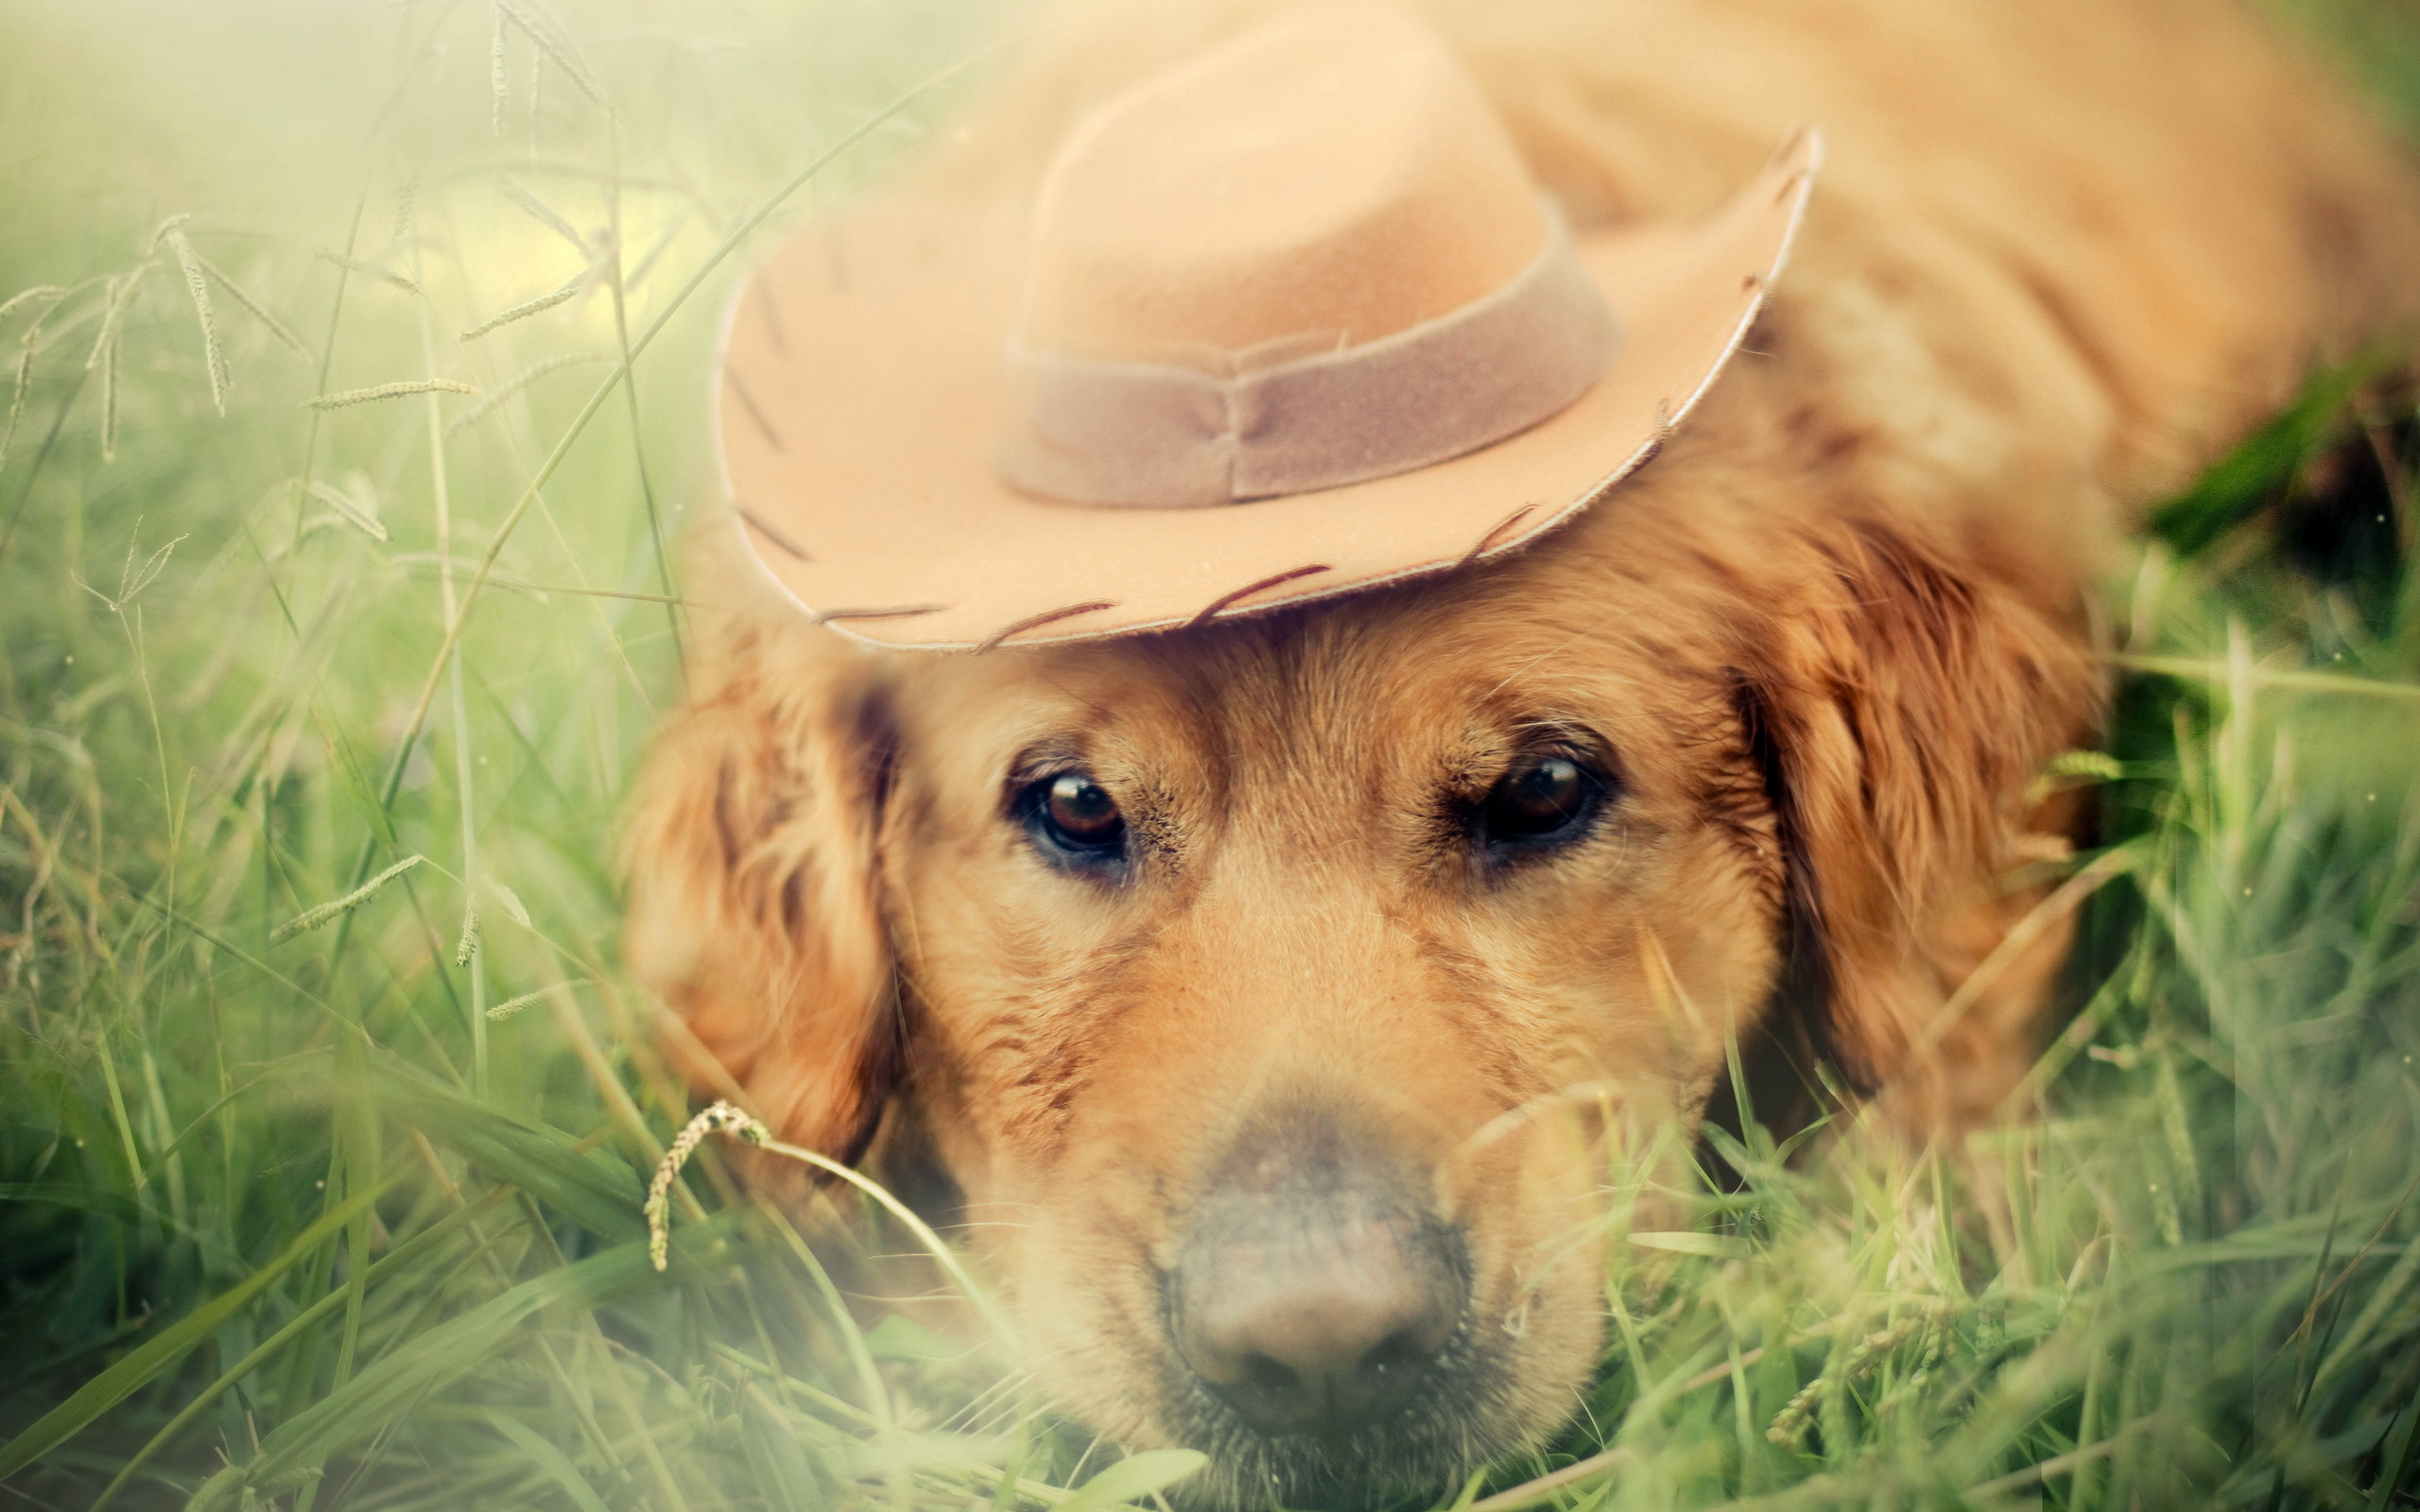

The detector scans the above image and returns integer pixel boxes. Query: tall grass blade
[2372,1389,2420,1511]
[485,876,530,926]
[0,1183,387,1481]
[1057,1451,1209,1512]
[233,1241,665,1497]
[82,1190,515,1512]
[329,1029,379,1388]
[485,1411,613,1512]
[97,330,118,463]
[378,1065,644,1239]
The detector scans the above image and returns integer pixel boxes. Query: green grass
[3,1,2420,1509]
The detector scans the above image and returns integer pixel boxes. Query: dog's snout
[1169,1115,1468,1440]
[1173,1207,1464,1436]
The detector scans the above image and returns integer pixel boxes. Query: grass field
[4,2,2420,1509]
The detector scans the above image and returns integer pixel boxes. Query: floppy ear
[623,607,899,1163]
[1739,513,2100,1137]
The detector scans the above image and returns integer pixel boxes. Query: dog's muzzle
[1167,1108,1471,1442]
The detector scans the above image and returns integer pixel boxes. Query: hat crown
[1019,4,1546,369]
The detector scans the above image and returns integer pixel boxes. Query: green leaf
[242,1237,669,1488]
[0,1182,143,1225]
[375,1061,642,1238]
[2372,1386,2420,1512]
[486,1410,612,1512]
[2149,348,2399,558]
[1056,1450,1209,1512]
[332,1028,380,1386]
[739,1389,825,1512]
[0,1182,387,1481]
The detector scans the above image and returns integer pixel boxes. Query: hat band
[996,208,1621,508]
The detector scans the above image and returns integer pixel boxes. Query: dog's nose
[1168,1124,1467,1438]
[1172,1207,1464,1436]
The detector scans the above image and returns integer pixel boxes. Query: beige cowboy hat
[715,2,1820,651]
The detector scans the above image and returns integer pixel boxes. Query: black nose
[1169,1126,1467,1439]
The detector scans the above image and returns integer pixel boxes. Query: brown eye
[1038,772,1127,853]
[1477,755,1598,846]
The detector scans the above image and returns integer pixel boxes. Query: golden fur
[625,0,2420,1500]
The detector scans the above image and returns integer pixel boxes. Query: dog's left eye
[1476,754,1602,849]
[1024,771,1129,860]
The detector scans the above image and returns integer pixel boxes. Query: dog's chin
[1167,1430,1463,1512]
[1143,1327,1565,1512]
[1160,1406,1522,1511]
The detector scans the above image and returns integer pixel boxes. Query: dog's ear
[623,611,898,1162]
[1738,514,2099,1134]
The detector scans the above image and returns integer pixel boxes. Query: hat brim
[715,129,1821,651]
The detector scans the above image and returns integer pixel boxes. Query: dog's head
[626,408,2095,1503]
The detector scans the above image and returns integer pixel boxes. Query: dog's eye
[1477,754,1599,847]
[1034,772,1127,854]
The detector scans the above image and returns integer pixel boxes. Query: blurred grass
[2,1,2420,1509]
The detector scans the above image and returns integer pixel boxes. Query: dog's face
[628,435,2094,1505]
[874,568,1787,1500]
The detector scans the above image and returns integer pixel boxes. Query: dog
[623,0,2420,1503]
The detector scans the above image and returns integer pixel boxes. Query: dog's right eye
[1470,750,1607,856]
[1023,771,1129,862]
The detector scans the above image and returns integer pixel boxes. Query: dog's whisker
[1475,622,1611,704]
[1450,1078,1636,1168]
[939,1370,1045,1437]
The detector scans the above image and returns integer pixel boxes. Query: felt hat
[715,2,1821,650]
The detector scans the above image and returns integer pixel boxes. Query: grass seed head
[459,280,580,342]
[0,339,30,469]
[268,854,427,942]
[304,379,475,409]
[165,230,230,413]
[301,478,388,541]
[495,0,604,106]
[197,252,309,360]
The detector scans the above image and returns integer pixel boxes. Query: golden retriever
[624,0,2420,1503]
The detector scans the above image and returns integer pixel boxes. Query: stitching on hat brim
[734,504,813,562]
[975,599,1121,652]
[815,603,949,624]
[1458,506,1540,569]
[1185,564,1334,627]
[724,367,786,450]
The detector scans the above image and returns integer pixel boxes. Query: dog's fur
[626,0,2420,1502]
